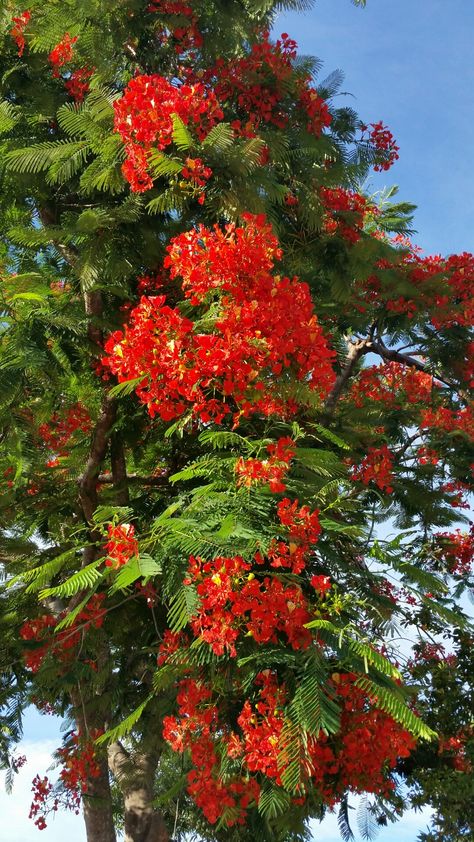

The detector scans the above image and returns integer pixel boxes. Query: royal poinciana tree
[0,1,472,841]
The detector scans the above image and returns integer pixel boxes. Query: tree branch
[78,397,117,568]
[370,338,428,375]
[371,337,461,392]
[324,337,372,416]
[111,433,130,506]
[97,473,169,488]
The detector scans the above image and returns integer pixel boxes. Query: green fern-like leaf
[0,100,21,135]
[95,695,153,745]
[38,559,104,600]
[6,140,90,175]
[171,114,194,151]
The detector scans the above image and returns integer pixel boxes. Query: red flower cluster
[19,595,106,673]
[186,554,312,656]
[113,75,223,191]
[351,445,395,493]
[157,629,187,665]
[10,10,31,57]
[58,730,101,795]
[183,494,323,657]
[38,403,91,462]
[310,574,331,595]
[320,188,370,244]
[434,528,473,576]
[65,67,93,101]
[362,121,399,171]
[19,615,56,672]
[148,1,203,54]
[438,731,473,773]
[104,523,138,568]
[350,362,434,409]
[277,497,322,547]
[163,678,260,824]
[48,33,77,78]
[29,775,53,830]
[372,250,474,328]
[421,405,473,440]
[325,674,415,798]
[237,672,288,782]
[162,671,415,825]
[181,156,212,186]
[212,31,330,138]
[104,215,335,424]
[235,436,296,493]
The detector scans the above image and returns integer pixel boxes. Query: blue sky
[3,1,472,839]
[278,0,474,256]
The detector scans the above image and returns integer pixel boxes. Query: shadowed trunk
[82,752,118,842]
[108,742,170,842]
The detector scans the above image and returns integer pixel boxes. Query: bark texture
[108,742,170,842]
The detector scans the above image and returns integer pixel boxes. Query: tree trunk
[123,787,170,842]
[108,742,170,842]
[82,753,118,842]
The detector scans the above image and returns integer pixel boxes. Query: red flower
[49,33,78,78]
[65,67,94,102]
[351,445,395,493]
[10,10,31,57]
[113,75,222,192]
[105,523,138,569]
[362,121,400,171]
[104,216,335,424]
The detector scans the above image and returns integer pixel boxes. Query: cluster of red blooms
[178,494,322,656]
[253,503,321,578]
[163,678,260,824]
[351,445,395,493]
[38,402,91,465]
[235,436,296,493]
[157,629,188,665]
[3,465,14,489]
[11,753,27,772]
[441,478,472,510]
[350,362,434,409]
[410,252,474,329]
[29,775,53,831]
[370,250,474,328]
[19,594,106,673]
[64,67,93,102]
[162,671,415,826]
[434,528,474,576]
[48,33,77,78]
[438,730,473,773]
[104,523,139,569]
[113,75,223,191]
[187,553,313,656]
[320,188,371,244]
[212,31,331,138]
[10,9,31,57]
[361,121,400,171]
[180,156,212,203]
[58,730,101,797]
[148,0,203,54]
[28,732,101,831]
[181,156,212,186]
[103,214,335,424]
[421,405,473,440]
[416,445,440,466]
